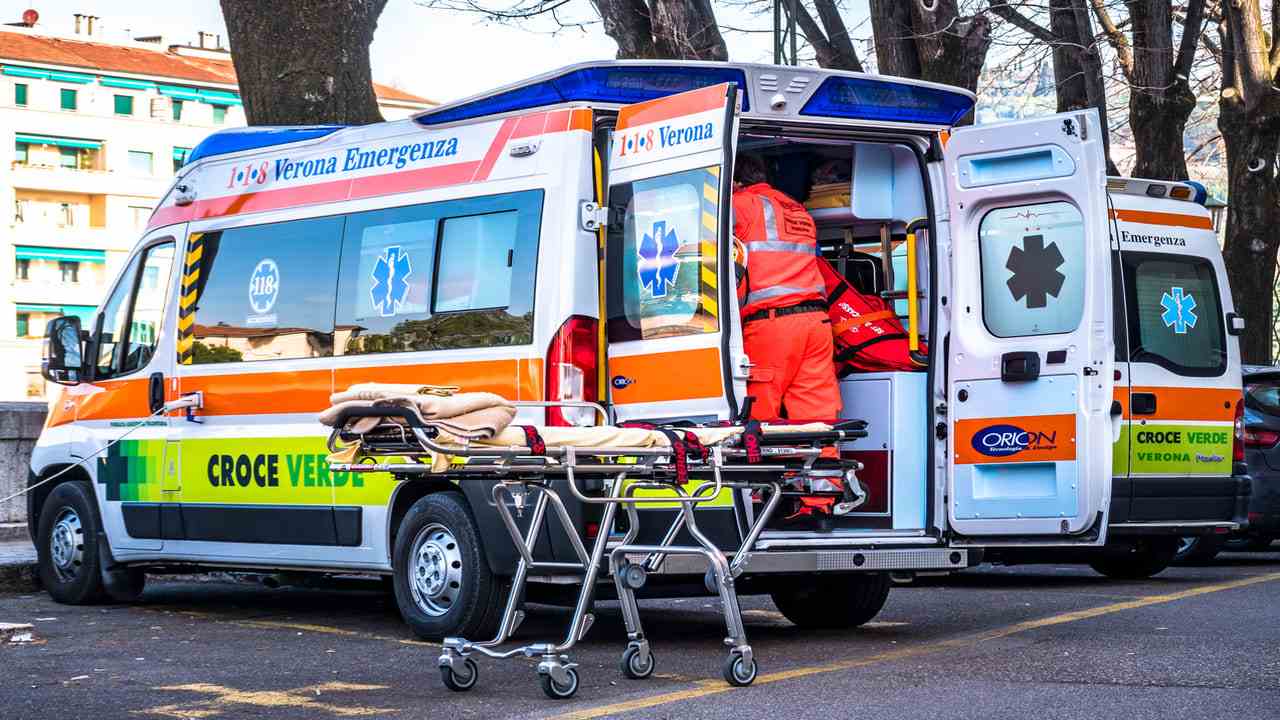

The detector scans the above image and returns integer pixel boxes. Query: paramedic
[732,154,841,421]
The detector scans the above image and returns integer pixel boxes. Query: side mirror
[42,315,85,385]
[1227,312,1245,336]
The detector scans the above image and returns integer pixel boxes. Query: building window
[128,150,153,176]
[14,83,27,106]
[15,141,28,164]
[212,104,227,124]
[130,205,152,230]
[172,147,191,173]
[171,98,183,122]
[60,88,77,111]
[16,313,30,338]
[14,198,26,223]
[59,147,79,169]
[114,94,134,115]
[59,202,74,226]
[16,258,30,280]
[60,261,79,284]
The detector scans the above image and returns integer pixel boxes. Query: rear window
[1119,251,1226,376]
[1245,378,1280,415]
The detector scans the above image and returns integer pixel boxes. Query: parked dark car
[1179,365,1280,561]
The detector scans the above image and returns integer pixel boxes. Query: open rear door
[603,83,744,423]
[943,110,1114,545]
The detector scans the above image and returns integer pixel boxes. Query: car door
[603,82,745,423]
[943,110,1114,544]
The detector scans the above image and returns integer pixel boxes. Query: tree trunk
[1126,0,1196,180]
[868,0,922,78]
[594,0,660,59]
[869,0,989,124]
[1219,96,1280,363]
[593,0,725,60]
[220,0,387,126]
[813,0,862,71]
[1050,0,1119,174]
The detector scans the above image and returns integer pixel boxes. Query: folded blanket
[330,383,460,403]
[319,398,516,440]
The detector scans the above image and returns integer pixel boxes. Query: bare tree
[788,0,864,71]
[989,0,1119,173]
[1090,0,1207,180]
[220,0,387,125]
[1217,0,1280,363]
[867,0,993,119]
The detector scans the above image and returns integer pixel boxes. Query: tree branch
[1089,0,1134,82]
[1174,0,1207,79]
[988,2,1059,45]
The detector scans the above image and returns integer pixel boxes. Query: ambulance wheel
[393,492,500,640]
[440,657,479,692]
[770,573,891,629]
[539,667,579,699]
[1088,538,1178,579]
[37,481,107,605]
[722,652,757,687]
[621,645,655,679]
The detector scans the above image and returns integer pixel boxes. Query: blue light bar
[417,65,749,126]
[799,76,974,126]
[1183,180,1209,206]
[185,126,344,166]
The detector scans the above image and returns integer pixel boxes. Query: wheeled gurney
[324,401,868,699]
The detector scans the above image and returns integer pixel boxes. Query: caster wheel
[722,652,758,687]
[441,657,479,692]
[621,562,647,590]
[704,568,720,595]
[621,645,655,679]
[540,667,580,699]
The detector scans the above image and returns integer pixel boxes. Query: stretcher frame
[325,402,865,698]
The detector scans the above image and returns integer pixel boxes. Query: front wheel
[37,482,108,604]
[1088,538,1178,580]
[392,492,501,640]
[771,573,891,629]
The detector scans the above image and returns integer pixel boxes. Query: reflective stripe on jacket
[732,183,825,314]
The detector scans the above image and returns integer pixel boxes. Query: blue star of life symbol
[370,245,412,317]
[1160,286,1198,334]
[638,220,679,298]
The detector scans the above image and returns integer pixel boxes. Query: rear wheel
[1088,537,1177,579]
[392,492,501,640]
[771,573,891,629]
[1174,535,1226,564]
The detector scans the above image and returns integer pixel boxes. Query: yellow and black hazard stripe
[698,166,720,330]
[176,233,204,365]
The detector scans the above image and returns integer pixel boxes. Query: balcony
[8,162,171,198]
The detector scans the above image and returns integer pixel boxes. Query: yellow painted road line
[554,571,1280,720]
[144,607,434,647]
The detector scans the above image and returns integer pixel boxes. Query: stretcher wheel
[440,657,479,692]
[620,562,647,590]
[621,645,655,679]
[539,667,580,699]
[722,652,757,687]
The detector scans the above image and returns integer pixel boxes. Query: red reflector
[1243,427,1280,448]
[1233,399,1246,461]
[585,522,600,539]
[1214,526,1230,534]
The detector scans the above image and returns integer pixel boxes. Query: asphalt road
[3,552,1278,720]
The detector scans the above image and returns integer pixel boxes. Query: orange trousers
[743,310,841,422]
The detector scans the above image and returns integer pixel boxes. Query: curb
[0,560,39,593]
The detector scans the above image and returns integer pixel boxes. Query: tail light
[545,315,599,426]
[1243,426,1280,448]
[1233,399,1245,461]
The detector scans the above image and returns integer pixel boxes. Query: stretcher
[324,401,868,699]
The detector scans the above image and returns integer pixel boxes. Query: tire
[1088,537,1177,579]
[36,481,107,604]
[771,573,891,629]
[1174,535,1226,564]
[392,492,501,641]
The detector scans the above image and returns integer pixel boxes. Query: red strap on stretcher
[518,426,546,455]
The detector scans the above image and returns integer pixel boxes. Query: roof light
[799,75,974,126]
[1183,180,1209,206]
[416,64,750,126]
[185,126,344,166]
[1145,183,1167,198]
[1169,185,1192,200]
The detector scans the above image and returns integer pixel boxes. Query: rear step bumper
[626,547,971,575]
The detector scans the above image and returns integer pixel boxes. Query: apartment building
[0,18,432,399]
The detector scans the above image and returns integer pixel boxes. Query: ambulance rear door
[603,83,744,423]
[942,110,1114,545]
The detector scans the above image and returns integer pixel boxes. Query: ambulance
[27,61,1246,640]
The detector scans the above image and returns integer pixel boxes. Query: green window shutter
[171,98,183,121]
[114,94,133,115]
[14,142,27,163]
[14,83,26,106]
[60,88,76,110]
[212,105,227,124]
[59,147,78,168]
[16,314,29,338]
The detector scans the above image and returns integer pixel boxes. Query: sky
[8,0,872,103]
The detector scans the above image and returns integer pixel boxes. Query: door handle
[1131,392,1157,415]
[1000,351,1040,382]
[148,372,164,414]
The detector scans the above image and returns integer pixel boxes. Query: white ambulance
[28,61,1244,640]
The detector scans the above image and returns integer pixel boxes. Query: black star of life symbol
[1005,234,1065,309]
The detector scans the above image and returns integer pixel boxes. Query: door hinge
[935,402,948,417]
[580,201,609,232]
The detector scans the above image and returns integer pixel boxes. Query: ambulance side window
[606,166,721,342]
[978,201,1086,338]
[334,190,541,354]
[93,240,175,378]
[186,217,343,364]
[1120,252,1225,376]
